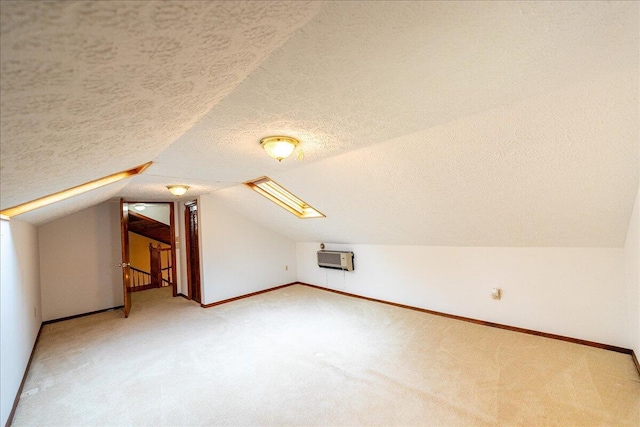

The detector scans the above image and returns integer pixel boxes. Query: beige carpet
[12,284,640,426]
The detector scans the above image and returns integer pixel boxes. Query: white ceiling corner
[212,68,639,247]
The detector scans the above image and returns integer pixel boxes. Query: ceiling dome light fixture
[134,203,146,211]
[260,136,299,162]
[167,185,189,196]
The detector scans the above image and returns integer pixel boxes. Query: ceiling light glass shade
[260,136,299,162]
[167,185,189,196]
[134,204,146,211]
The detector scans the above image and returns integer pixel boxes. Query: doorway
[184,201,202,303]
[120,200,178,317]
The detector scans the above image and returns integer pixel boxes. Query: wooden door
[120,199,132,317]
[125,201,177,297]
[169,203,177,297]
[185,201,202,303]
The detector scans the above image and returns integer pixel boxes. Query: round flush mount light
[167,185,189,196]
[134,203,146,211]
[260,136,299,162]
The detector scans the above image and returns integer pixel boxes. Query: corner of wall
[624,184,640,358]
[1,218,42,426]
[198,194,297,304]
[38,201,122,321]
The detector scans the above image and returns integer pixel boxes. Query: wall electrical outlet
[491,288,501,300]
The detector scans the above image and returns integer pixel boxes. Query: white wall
[1,218,41,427]
[624,185,640,357]
[297,243,628,347]
[38,200,123,321]
[198,195,297,304]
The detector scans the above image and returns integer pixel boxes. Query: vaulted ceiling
[1,1,638,246]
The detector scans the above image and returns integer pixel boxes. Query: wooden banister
[149,243,174,289]
[129,267,152,292]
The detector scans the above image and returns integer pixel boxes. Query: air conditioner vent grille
[317,250,354,271]
[318,252,341,265]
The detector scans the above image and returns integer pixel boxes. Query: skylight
[0,162,152,218]
[244,176,325,219]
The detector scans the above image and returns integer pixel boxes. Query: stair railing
[130,266,152,291]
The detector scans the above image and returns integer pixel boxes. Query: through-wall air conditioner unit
[317,250,355,271]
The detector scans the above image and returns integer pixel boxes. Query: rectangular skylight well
[244,176,325,219]
[0,162,152,218]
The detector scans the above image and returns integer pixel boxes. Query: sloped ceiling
[1,1,638,247]
[0,0,321,207]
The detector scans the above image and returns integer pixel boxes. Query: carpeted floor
[12,284,640,426]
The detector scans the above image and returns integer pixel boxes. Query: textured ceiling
[213,69,638,247]
[151,1,638,185]
[0,0,321,209]
[1,1,638,247]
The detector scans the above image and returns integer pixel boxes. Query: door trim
[122,201,179,300]
[119,199,131,317]
[184,200,202,303]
